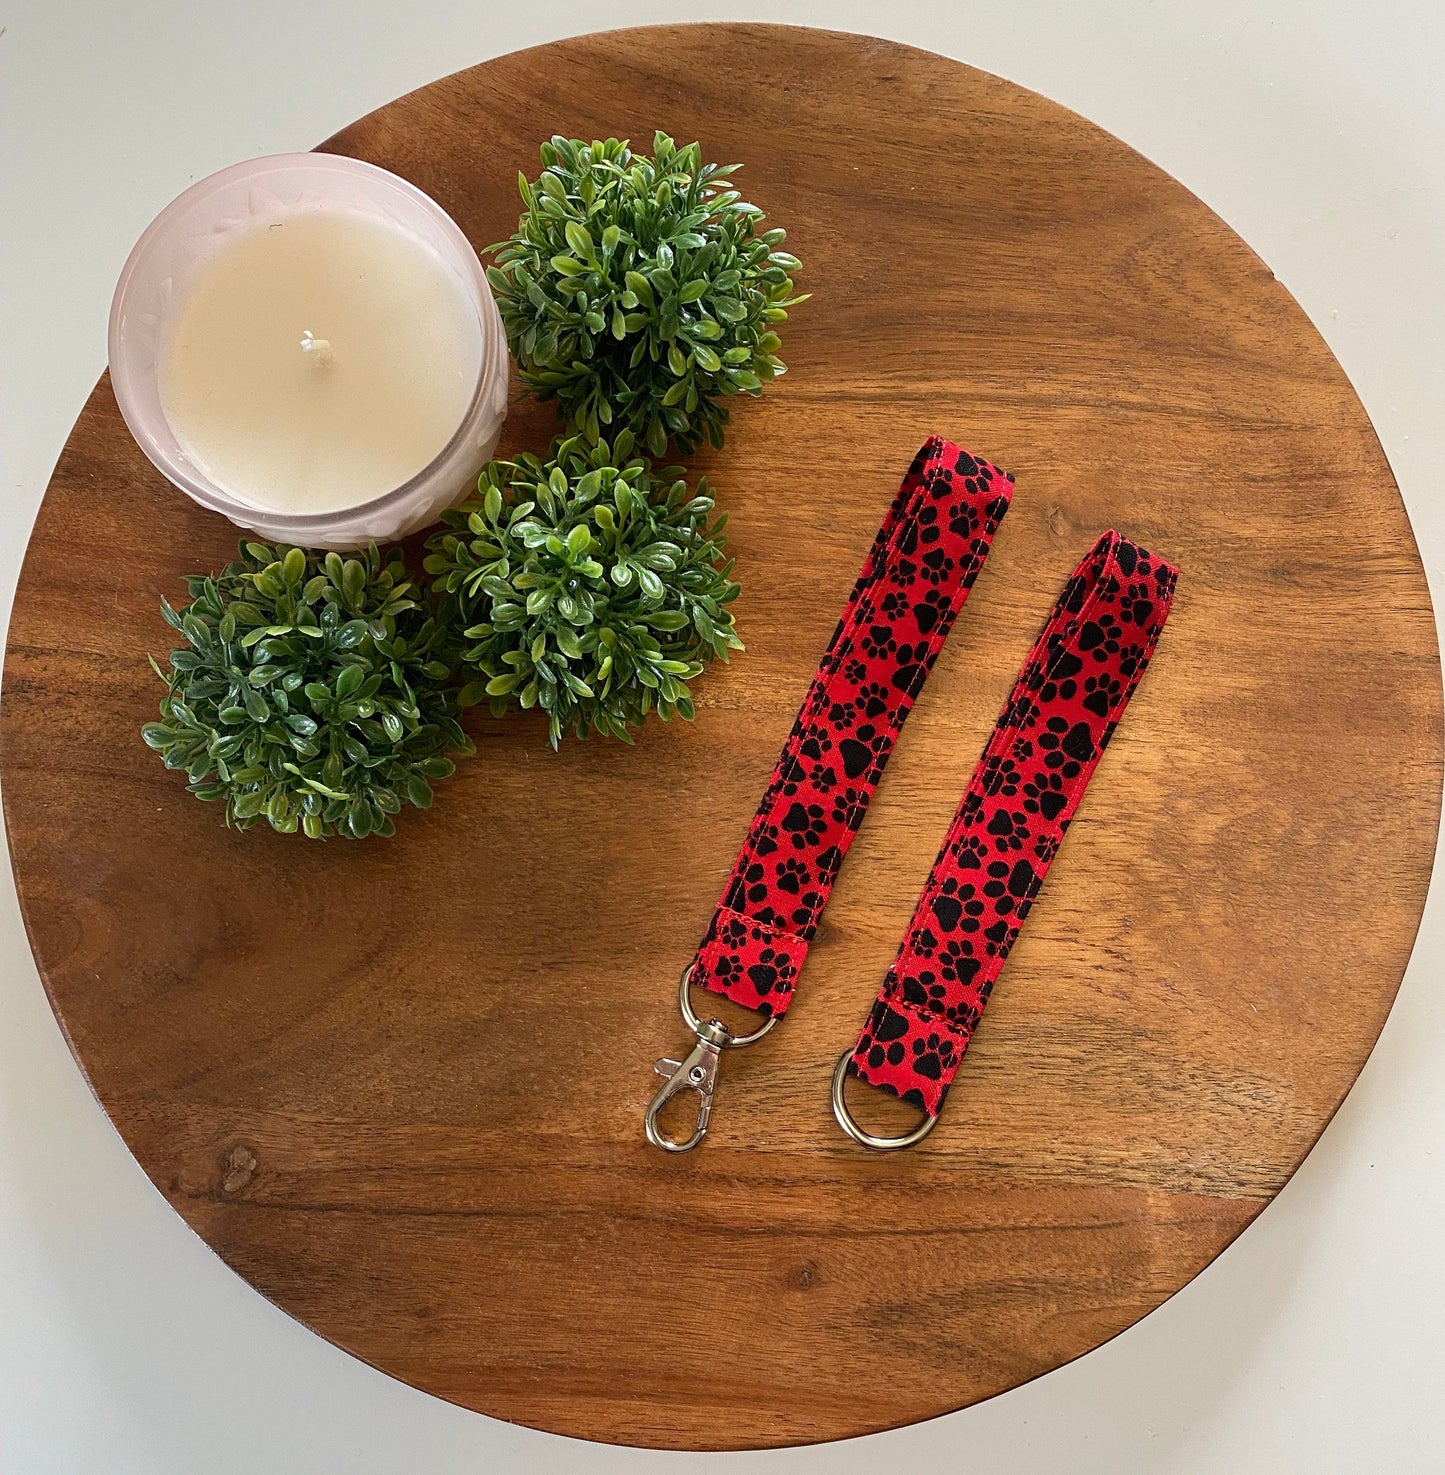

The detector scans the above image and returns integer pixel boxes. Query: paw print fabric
[848,530,1178,1116]
[690,437,1016,1015]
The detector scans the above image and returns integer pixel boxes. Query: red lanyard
[646,437,1015,1150]
[832,529,1178,1148]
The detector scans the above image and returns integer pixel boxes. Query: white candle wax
[158,210,484,516]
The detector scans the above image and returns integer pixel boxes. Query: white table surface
[3,3,1443,1470]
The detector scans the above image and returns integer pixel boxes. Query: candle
[110,154,508,549]
[159,210,484,516]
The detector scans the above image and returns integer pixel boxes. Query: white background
[3,3,1443,1471]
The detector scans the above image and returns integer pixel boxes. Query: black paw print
[985,807,1029,852]
[727,860,768,906]
[1023,770,1068,822]
[831,787,868,831]
[843,657,868,685]
[854,681,891,718]
[910,1031,959,1081]
[946,998,981,1030]
[983,857,1041,918]
[879,589,908,619]
[712,953,741,986]
[719,916,749,948]
[950,833,988,870]
[862,992,913,1068]
[792,890,825,930]
[1037,715,1094,777]
[867,1038,906,1069]
[907,923,939,959]
[1117,642,1147,679]
[948,502,981,540]
[914,501,942,545]
[896,973,931,1008]
[959,790,985,827]
[808,760,838,792]
[889,642,930,698]
[982,919,1017,958]
[816,845,844,882]
[1083,673,1122,717]
[1034,833,1059,863]
[861,623,897,659]
[929,876,984,933]
[799,724,832,761]
[918,547,956,586]
[980,755,1021,798]
[746,946,797,998]
[1078,613,1122,662]
[885,556,918,588]
[1038,648,1083,703]
[839,723,886,782]
[775,857,810,894]
[1011,735,1035,764]
[1007,695,1041,731]
[776,752,807,796]
[753,820,780,857]
[1059,573,1088,615]
[912,588,951,635]
[781,801,826,849]
[1120,581,1155,628]
[939,939,981,986]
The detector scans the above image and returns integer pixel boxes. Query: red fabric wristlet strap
[845,530,1179,1117]
[690,436,1015,1018]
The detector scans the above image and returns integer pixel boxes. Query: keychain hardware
[645,967,777,1152]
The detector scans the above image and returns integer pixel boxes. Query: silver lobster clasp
[644,966,778,1152]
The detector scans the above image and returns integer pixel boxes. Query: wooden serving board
[3,24,1439,1451]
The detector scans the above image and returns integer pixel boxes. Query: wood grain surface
[3,24,1440,1451]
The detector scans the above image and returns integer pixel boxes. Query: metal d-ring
[830,1050,939,1151]
[677,965,779,1048]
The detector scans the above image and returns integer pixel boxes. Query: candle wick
[299,329,335,368]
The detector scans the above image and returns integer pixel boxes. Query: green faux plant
[424,431,743,746]
[142,542,473,839]
[487,132,807,457]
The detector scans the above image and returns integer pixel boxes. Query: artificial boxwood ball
[486,133,807,456]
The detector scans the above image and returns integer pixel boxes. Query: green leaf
[563,220,594,260]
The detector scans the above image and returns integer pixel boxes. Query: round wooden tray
[3,24,1439,1452]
